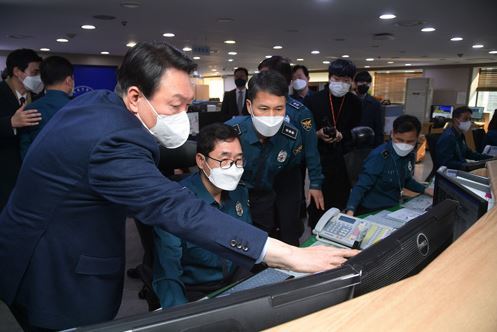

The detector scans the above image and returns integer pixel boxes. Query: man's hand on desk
[263,237,359,273]
[424,187,434,196]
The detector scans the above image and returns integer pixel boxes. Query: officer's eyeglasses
[206,155,245,169]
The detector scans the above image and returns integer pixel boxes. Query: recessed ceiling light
[364,65,371,68]
[193,56,200,60]
[296,58,304,61]
[379,14,396,20]
[405,63,412,66]
[265,55,272,59]
[311,50,320,54]
[224,40,236,44]
[40,48,50,51]
[472,44,484,49]
[323,60,330,64]
[228,58,234,62]
[183,47,192,51]
[273,45,283,49]
[120,1,141,9]
[342,55,350,58]
[100,51,109,55]
[126,41,136,47]
[56,38,69,43]
[211,69,217,72]
[290,63,295,66]
[81,24,96,30]
[366,58,375,61]
[388,61,395,64]
[163,33,175,38]
[254,70,259,74]
[421,27,436,32]
[450,37,463,41]
[489,50,497,54]
[228,51,238,55]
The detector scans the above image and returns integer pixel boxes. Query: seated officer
[153,123,251,308]
[226,70,303,233]
[436,106,492,170]
[345,115,433,216]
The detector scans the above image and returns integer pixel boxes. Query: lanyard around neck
[328,93,346,127]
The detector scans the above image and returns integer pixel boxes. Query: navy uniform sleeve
[436,133,465,170]
[152,228,188,308]
[403,155,426,193]
[291,102,324,189]
[465,147,491,161]
[346,151,384,212]
[87,128,267,269]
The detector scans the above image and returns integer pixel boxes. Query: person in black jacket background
[354,70,384,148]
[220,67,249,120]
[304,59,362,226]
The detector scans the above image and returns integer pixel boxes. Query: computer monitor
[431,105,454,119]
[346,199,458,297]
[433,168,488,239]
[78,265,360,331]
[469,106,485,120]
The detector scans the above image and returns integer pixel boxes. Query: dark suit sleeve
[0,115,15,138]
[87,129,267,268]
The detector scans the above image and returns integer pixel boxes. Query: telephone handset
[313,208,369,249]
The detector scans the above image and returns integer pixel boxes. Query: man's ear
[246,99,252,114]
[124,86,141,114]
[196,153,207,173]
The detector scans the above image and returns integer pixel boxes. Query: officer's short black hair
[118,42,197,98]
[452,106,472,120]
[257,56,292,85]
[292,65,309,78]
[393,115,421,135]
[234,67,248,77]
[354,70,372,83]
[197,123,240,156]
[40,56,73,86]
[328,59,356,79]
[247,71,289,102]
[6,48,42,77]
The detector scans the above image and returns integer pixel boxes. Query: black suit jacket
[359,94,385,147]
[220,88,248,121]
[0,80,23,210]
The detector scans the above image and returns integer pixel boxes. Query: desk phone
[313,208,369,249]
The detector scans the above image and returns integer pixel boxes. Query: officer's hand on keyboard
[264,238,359,273]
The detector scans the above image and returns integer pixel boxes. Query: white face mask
[329,80,350,97]
[248,106,284,137]
[458,120,472,132]
[203,161,244,191]
[292,79,307,91]
[23,74,44,94]
[392,142,415,157]
[142,97,190,149]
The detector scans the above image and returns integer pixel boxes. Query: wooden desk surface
[268,207,497,332]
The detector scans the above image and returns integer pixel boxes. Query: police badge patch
[235,201,243,216]
[293,145,303,155]
[277,150,288,163]
[300,118,313,131]
[408,160,413,173]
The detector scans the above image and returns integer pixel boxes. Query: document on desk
[386,208,424,223]
[402,194,433,211]
[364,210,405,229]
[360,223,395,249]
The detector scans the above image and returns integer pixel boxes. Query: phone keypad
[323,222,353,239]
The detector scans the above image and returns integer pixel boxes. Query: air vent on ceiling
[193,46,211,55]
[373,33,395,41]
[9,34,32,39]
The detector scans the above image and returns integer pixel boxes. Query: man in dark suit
[354,71,384,148]
[0,42,357,331]
[0,49,43,211]
[220,67,249,120]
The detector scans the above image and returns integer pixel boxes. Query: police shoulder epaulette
[281,123,298,140]
[232,123,242,136]
[288,99,303,110]
[382,150,390,159]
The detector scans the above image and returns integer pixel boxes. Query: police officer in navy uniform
[345,115,433,216]
[226,70,303,234]
[257,56,324,245]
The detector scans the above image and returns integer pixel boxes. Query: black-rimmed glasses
[206,155,245,169]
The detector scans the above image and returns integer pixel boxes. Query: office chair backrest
[344,126,376,186]
[472,128,486,153]
[157,140,197,177]
[425,133,442,182]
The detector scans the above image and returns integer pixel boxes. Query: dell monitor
[431,105,453,119]
[346,199,458,297]
[78,265,360,331]
[469,106,485,120]
[434,168,488,240]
